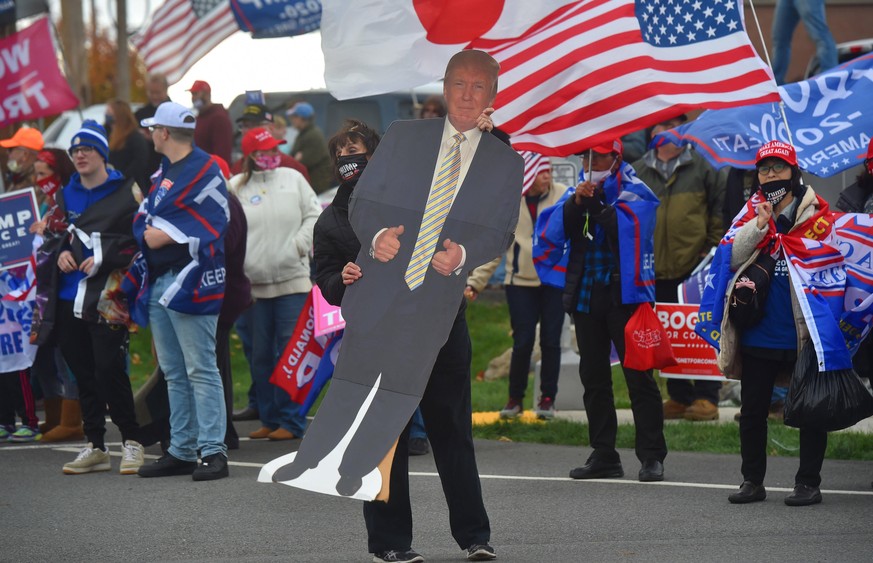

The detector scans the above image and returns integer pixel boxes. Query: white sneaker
[63,443,111,475]
[120,440,145,475]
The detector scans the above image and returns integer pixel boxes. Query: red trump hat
[756,140,797,166]
[577,138,623,156]
[859,137,873,161]
[241,127,286,156]
[187,80,211,93]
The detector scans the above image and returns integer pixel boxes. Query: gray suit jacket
[345,118,523,333]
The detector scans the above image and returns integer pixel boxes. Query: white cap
[140,101,196,130]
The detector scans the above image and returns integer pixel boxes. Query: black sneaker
[784,484,822,506]
[137,453,197,478]
[192,453,229,481]
[372,549,424,563]
[466,544,497,561]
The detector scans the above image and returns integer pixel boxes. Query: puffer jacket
[633,147,725,280]
[466,181,566,291]
[716,186,821,380]
[313,182,359,306]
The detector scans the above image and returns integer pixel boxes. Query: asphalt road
[2,419,871,563]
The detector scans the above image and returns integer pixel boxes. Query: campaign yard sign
[313,284,344,337]
[0,188,38,271]
[0,17,79,127]
[656,303,723,381]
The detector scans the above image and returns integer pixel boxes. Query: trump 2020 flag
[832,213,873,357]
[532,161,657,304]
[654,53,873,178]
[694,195,763,350]
[321,0,778,156]
[696,197,873,373]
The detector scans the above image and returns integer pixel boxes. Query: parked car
[804,38,873,79]
[42,103,143,150]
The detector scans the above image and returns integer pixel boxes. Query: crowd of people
[0,41,870,562]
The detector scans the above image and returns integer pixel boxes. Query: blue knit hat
[69,119,109,161]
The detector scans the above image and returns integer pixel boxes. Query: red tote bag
[623,303,678,371]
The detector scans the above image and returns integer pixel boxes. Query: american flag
[477,0,779,155]
[321,0,779,157]
[131,0,239,84]
[520,151,551,195]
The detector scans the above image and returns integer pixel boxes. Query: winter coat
[229,167,321,299]
[33,172,139,344]
[312,182,359,306]
[716,186,822,380]
[633,147,726,280]
[291,123,333,194]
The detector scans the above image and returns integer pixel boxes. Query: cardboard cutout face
[444,63,496,132]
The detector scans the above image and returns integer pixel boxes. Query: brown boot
[684,399,719,421]
[663,399,689,419]
[41,399,85,442]
[39,397,62,434]
[249,427,273,439]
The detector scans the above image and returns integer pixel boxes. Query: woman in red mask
[31,149,75,236]
[28,148,85,442]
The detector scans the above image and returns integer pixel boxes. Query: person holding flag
[465,152,566,420]
[534,139,667,483]
[130,102,230,481]
[713,141,833,506]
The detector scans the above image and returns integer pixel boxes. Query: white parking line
[6,443,872,496]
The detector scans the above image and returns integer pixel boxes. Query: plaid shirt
[576,219,614,313]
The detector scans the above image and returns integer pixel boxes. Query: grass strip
[472,418,873,461]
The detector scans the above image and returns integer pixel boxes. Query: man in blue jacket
[33,120,145,476]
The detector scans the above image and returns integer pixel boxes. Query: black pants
[505,284,564,401]
[56,301,139,448]
[0,370,35,428]
[363,309,490,553]
[656,278,721,404]
[573,285,667,464]
[739,348,827,487]
[216,323,239,448]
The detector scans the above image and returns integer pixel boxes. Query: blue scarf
[123,148,229,326]
[532,161,658,304]
[696,193,873,372]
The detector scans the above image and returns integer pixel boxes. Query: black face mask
[760,179,792,206]
[337,154,368,185]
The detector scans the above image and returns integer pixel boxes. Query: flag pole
[747,0,794,146]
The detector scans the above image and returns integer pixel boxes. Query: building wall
[744,0,873,83]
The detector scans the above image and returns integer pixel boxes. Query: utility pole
[61,0,89,106]
[116,0,130,101]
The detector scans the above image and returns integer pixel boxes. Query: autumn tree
[86,24,148,104]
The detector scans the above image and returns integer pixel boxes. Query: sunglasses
[756,162,788,175]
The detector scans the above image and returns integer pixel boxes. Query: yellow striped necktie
[404,132,466,290]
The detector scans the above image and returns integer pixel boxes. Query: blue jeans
[250,293,307,436]
[149,273,226,460]
[771,0,837,84]
[234,309,258,410]
[409,408,427,440]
